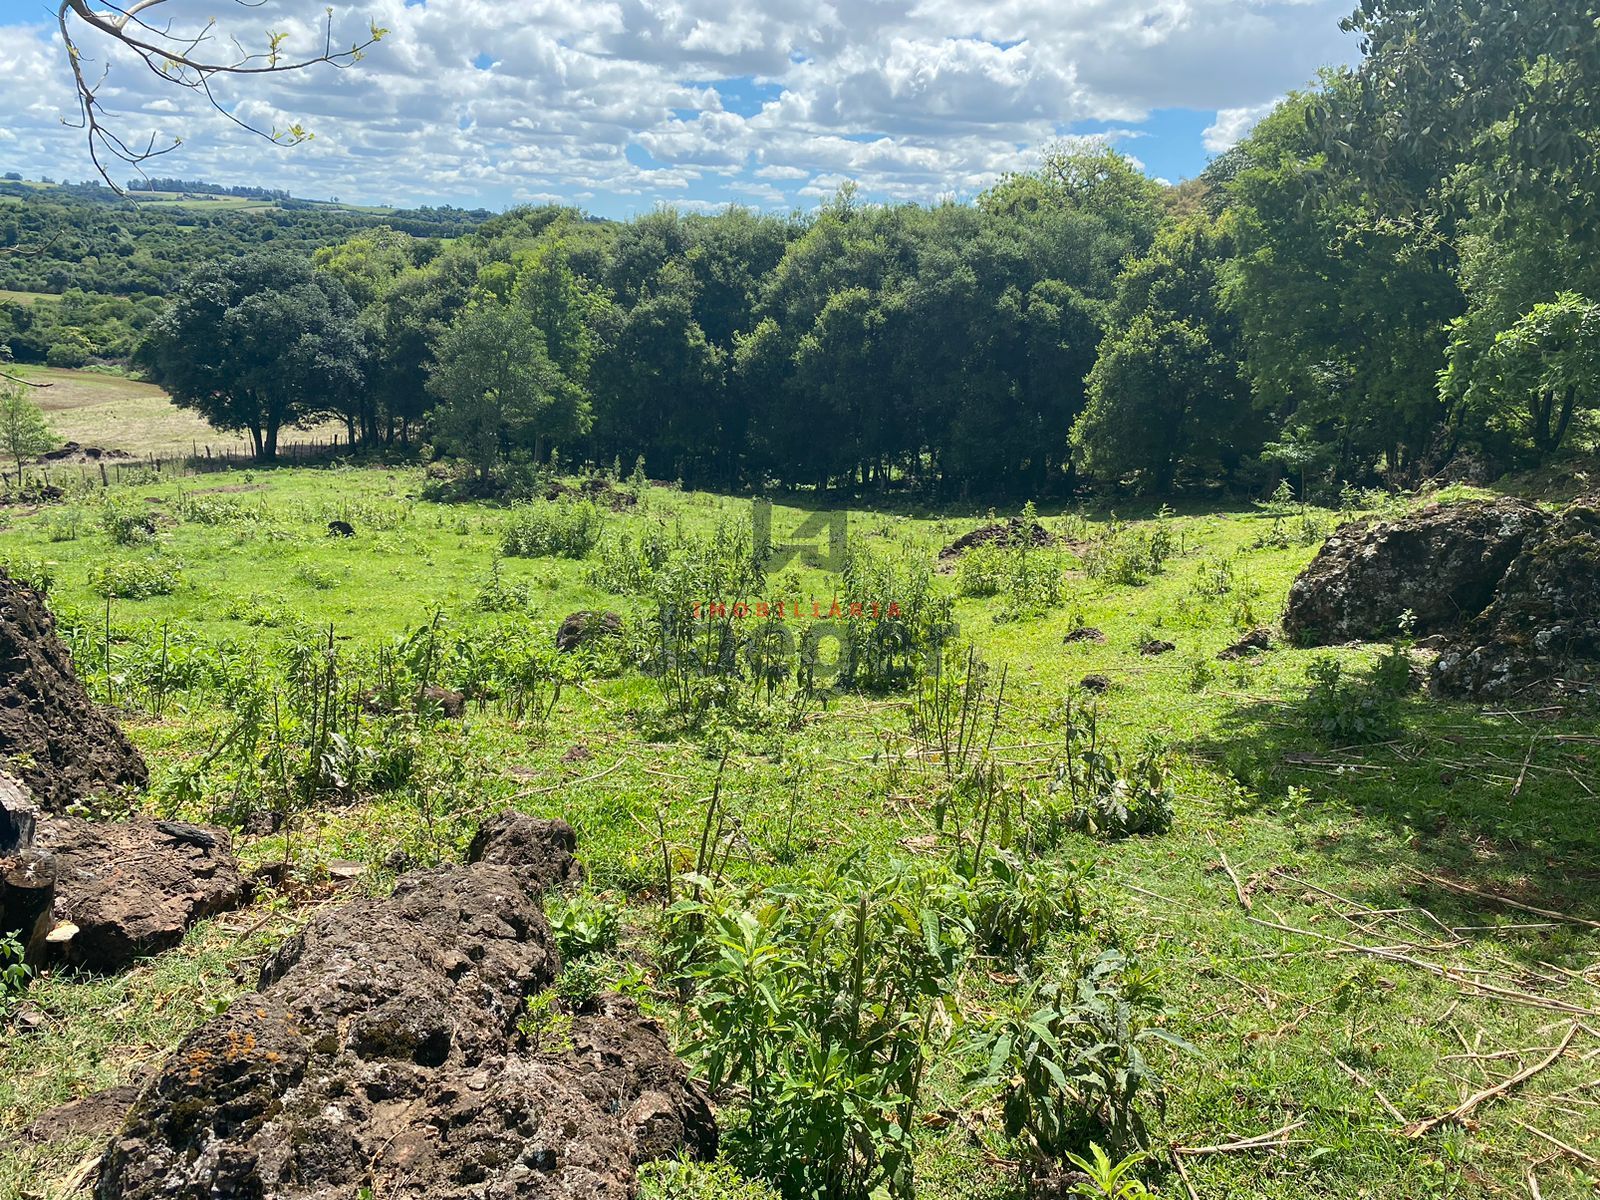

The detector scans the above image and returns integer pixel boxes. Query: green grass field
[0,467,1594,1199]
[0,290,60,306]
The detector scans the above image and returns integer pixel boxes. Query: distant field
[9,366,340,459]
[0,289,59,305]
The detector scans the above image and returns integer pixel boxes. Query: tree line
[137,0,1597,495]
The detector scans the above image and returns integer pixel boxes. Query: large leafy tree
[140,250,365,459]
[426,298,589,482]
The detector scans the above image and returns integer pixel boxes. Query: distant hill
[0,177,494,297]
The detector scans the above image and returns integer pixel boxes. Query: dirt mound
[1218,627,1273,660]
[1282,498,1545,644]
[1138,639,1175,656]
[547,478,638,510]
[33,815,243,971]
[1432,497,1600,698]
[1283,496,1600,699]
[39,442,133,463]
[97,818,716,1199]
[1063,626,1106,645]
[939,518,1052,559]
[0,571,148,809]
[557,609,623,653]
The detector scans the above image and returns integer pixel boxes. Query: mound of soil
[1283,495,1600,699]
[1218,628,1273,660]
[1138,639,1176,656]
[1282,498,1545,644]
[1080,673,1112,693]
[33,815,243,972]
[97,816,715,1199]
[39,442,133,463]
[547,478,638,510]
[0,571,147,809]
[557,609,623,653]
[1063,626,1106,645]
[939,518,1052,559]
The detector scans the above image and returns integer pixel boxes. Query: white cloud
[1202,97,1282,153]
[0,0,1353,213]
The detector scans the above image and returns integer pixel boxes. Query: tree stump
[1,850,58,965]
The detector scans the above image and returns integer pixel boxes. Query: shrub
[1,930,31,999]
[502,497,605,559]
[1303,653,1410,745]
[1082,514,1175,587]
[99,495,158,545]
[293,562,337,590]
[963,950,1188,1161]
[1047,701,1175,838]
[665,861,976,1199]
[549,893,624,960]
[88,557,180,599]
[474,557,530,611]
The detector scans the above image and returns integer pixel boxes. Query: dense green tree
[426,298,589,481]
[139,250,365,459]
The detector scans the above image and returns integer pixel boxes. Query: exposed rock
[1063,626,1106,645]
[0,571,148,809]
[1138,639,1176,656]
[97,820,714,1200]
[1079,674,1112,694]
[1282,495,1600,699]
[1283,498,1546,644]
[1432,497,1600,698]
[939,518,1051,559]
[33,814,244,972]
[557,609,623,653]
[468,810,584,892]
[1218,627,1273,660]
[24,1082,144,1145]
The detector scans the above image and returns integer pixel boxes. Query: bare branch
[53,1,388,192]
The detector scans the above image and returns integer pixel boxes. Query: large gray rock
[1282,498,1547,644]
[1432,497,1600,699]
[96,817,715,1200]
[34,815,244,972]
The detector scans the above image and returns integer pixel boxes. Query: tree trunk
[1,849,57,966]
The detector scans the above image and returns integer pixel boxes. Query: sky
[0,0,1357,217]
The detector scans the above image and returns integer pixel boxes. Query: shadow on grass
[1194,683,1600,935]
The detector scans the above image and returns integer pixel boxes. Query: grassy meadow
[0,465,1595,1199]
[6,366,346,461]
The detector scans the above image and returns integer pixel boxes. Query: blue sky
[0,0,1356,216]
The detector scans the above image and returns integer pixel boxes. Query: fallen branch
[1247,916,1599,1016]
[1407,869,1600,932]
[1174,1118,1306,1157]
[1404,1023,1580,1138]
[1326,1051,1405,1124]
[1513,1117,1600,1168]
[1206,830,1252,911]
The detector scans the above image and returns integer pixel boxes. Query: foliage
[0,384,57,478]
[664,861,973,1200]
[963,950,1188,1160]
[549,893,624,960]
[501,497,605,559]
[1302,651,1412,746]
[1047,700,1175,838]
[87,556,180,599]
[1081,515,1175,587]
[0,930,30,1000]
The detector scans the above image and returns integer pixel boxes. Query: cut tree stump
[1,849,58,964]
